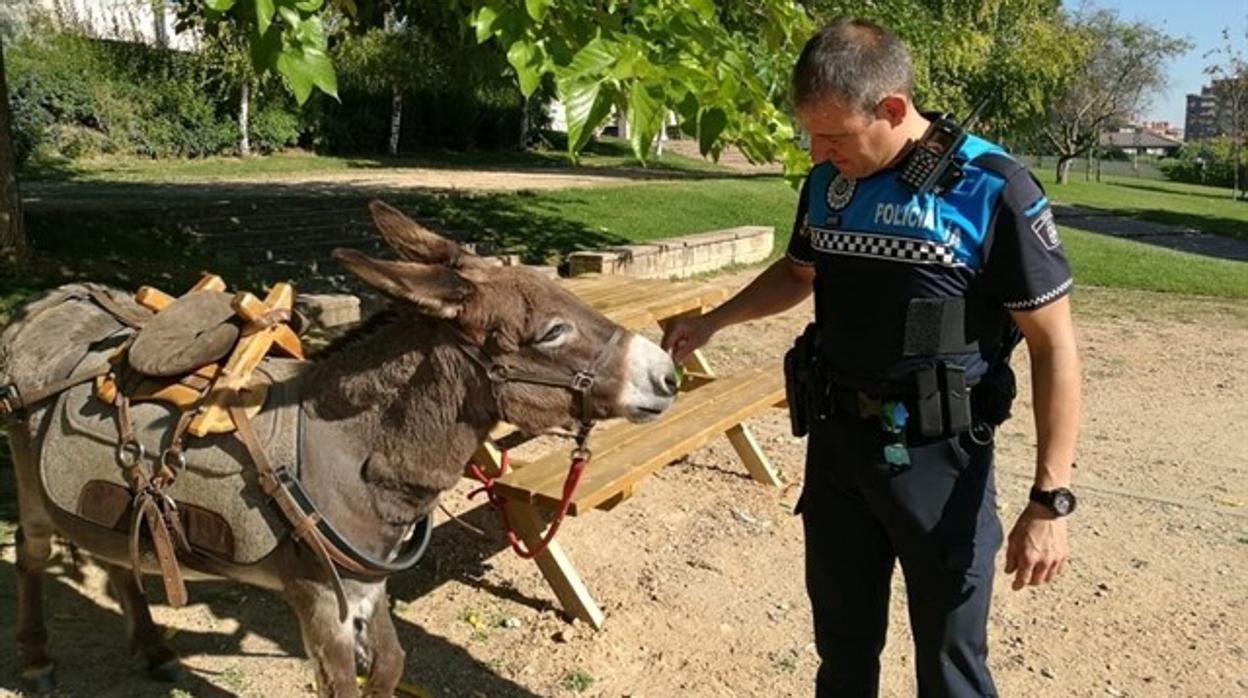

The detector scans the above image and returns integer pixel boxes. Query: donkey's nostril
[660,370,679,397]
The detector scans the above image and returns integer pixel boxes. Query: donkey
[1,200,679,696]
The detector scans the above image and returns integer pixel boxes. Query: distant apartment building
[1184,78,1242,141]
[16,0,197,50]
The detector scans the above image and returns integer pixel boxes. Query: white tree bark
[239,80,251,157]
[389,83,402,156]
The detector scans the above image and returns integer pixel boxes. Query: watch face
[1053,490,1075,516]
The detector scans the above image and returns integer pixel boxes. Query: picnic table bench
[467,274,788,628]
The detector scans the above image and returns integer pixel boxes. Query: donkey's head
[330,201,678,434]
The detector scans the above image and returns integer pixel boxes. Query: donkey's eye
[537,322,571,345]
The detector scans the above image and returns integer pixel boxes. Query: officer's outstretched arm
[661,259,813,362]
[704,258,814,330]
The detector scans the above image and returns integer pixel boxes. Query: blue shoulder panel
[937,135,1011,268]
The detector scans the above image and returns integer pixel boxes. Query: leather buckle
[570,371,595,392]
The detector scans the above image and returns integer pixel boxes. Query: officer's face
[798,98,900,179]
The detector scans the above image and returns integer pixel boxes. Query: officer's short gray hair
[792,18,914,114]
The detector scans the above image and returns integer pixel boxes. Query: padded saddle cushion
[129,291,240,377]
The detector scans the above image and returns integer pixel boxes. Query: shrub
[1161,137,1246,189]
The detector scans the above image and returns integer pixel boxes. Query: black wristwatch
[1029,487,1077,517]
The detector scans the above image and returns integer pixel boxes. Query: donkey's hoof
[19,663,56,693]
[146,658,185,683]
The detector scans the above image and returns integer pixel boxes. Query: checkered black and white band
[809,227,961,267]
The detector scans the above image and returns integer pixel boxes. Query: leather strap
[230,404,351,621]
[0,364,112,419]
[86,287,153,329]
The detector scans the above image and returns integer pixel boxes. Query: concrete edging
[566,225,774,279]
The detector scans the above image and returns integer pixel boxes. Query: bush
[8,24,551,164]
[1162,138,1247,188]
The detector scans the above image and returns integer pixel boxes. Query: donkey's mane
[311,306,402,360]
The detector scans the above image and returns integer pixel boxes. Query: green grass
[424,179,1246,299]
[1034,172,1248,242]
[410,176,798,265]
[22,137,727,183]
[1061,227,1248,299]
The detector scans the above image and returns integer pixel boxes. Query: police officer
[662,19,1081,698]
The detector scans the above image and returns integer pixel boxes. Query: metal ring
[488,364,510,383]
[969,422,994,446]
[115,439,146,468]
[570,446,592,462]
[160,448,187,472]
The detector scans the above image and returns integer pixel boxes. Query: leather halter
[456,327,625,451]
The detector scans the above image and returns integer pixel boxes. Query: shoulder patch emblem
[1030,209,1061,250]
[825,175,856,210]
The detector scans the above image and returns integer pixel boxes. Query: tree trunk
[238,80,251,157]
[388,83,402,157]
[1056,156,1074,184]
[518,95,530,151]
[0,35,28,267]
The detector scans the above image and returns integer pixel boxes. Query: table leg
[470,442,606,629]
[679,347,782,487]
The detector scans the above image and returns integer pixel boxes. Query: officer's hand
[661,315,716,363]
[1004,503,1068,591]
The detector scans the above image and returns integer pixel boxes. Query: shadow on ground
[1052,204,1248,262]
[0,516,547,698]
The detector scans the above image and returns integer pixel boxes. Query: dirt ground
[1,270,1245,698]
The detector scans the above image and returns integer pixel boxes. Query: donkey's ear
[331,248,474,319]
[368,199,488,270]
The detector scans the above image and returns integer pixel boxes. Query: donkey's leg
[101,562,182,680]
[9,425,58,691]
[359,584,405,698]
[284,576,367,698]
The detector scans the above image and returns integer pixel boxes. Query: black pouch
[914,364,943,437]
[971,362,1017,426]
[784,323,819,437]
[943,364,972,434]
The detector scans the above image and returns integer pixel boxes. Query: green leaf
[249,23,283,73]
[698,107,726,157]
[204,0,236,11]
[506,40,543,98]
[277,4,302,30]
[473,5,500,43]
[558,38,617,83]
[255,0,275,34]
[295,15,326,49]
[292,0,322,10]
[561,79,601,156]
[627,82,666,161]
[562,80,615,156]
[276,45,338,104]
[524,0,552,22]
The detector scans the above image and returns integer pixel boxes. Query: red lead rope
[467,450,589,559]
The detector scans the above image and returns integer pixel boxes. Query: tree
[0,34,27,266]
[466,0,815,177]
[1043,10,1189,184]
[1203,27,1248,200]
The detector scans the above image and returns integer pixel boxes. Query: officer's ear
[876,95,908,126]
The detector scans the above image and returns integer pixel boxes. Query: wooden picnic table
[467,274,787,628]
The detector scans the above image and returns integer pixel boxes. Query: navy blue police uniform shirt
[785,133,1073,390]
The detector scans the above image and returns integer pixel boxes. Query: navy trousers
[798,415,1003,697]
